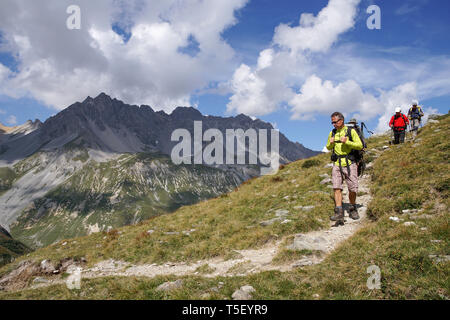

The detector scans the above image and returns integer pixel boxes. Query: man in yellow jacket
[326,112,364,225]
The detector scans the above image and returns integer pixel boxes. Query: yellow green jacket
[326,126,363,166]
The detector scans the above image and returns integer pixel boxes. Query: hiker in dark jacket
[408,100,424,139]
[389,107,409,144]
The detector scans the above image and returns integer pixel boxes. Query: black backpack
[331,126,366,177]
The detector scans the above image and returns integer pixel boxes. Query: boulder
[275,209,289,217]
[40,260,56,274]
[33,277,49,284]
[292,258,314,267]
[156,279,183,292]
[403,222,416,227]
[260,218,282,226]
[232,285,255,300]
[429,255,450,263]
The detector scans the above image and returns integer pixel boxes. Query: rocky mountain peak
[170,106,203,120]
[0,93,319,164]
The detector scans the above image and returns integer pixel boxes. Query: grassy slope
[0,167,16,196]
[1,114,448,299]
[10,152,241,248]
[0,152,45,196]
[0,232,31,267]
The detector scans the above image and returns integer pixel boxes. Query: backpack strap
[346,127,353,142]
[393,114,407,131]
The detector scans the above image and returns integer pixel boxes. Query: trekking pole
[361,122,374,135]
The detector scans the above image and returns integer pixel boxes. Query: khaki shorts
[332,163,358,192]
[411,119,420,130]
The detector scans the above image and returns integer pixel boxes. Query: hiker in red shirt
[389,107,409,144]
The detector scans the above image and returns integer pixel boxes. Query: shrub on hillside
[302,159,320,168]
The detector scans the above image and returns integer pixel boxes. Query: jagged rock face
[0,93,319,248]
[0,93,318,163]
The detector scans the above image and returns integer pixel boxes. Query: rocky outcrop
[0,93,319,164]
[0,257,86,291]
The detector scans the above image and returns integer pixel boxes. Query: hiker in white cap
[408,100,424,139]
[389,107,409,144]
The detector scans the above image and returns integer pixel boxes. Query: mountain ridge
[0,93,318,164]
[0,93,319,248]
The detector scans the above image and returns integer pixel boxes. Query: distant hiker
[346,118,367,176]
[326,112,364,225]
[347,118,365,143]
[408,100,424,139]
[389,107,409,144]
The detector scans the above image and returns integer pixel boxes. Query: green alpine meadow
[0,113,448,300]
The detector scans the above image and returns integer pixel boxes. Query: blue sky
[0,0,449,151]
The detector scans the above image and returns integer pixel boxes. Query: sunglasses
[331,119,343,124]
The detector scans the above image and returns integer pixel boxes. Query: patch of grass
[302,159,321,169]
[3,148,334,268]
[227,261,254,275]
[223,251,244,261]
[195,264,216,274]
[0,167,16,194]
[272,249,317,265]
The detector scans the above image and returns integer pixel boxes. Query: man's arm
[345,129,363,150]
[326,132,334,150]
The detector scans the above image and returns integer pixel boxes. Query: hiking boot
[348,204,360,220]
[330,207,344,221]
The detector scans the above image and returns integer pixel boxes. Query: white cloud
[290,75,423,134]
[6,115,17,125]
[374,82,417,133]
[273,0,359,53]
[313,44,450,100]
[0,0,248,111]
[290,75,381,121]
[0,64,11,90]
[226,0,361,117]
[225,0,448,129]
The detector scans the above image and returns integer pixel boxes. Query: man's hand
[330,137,335,144]
[340,136,348,144]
